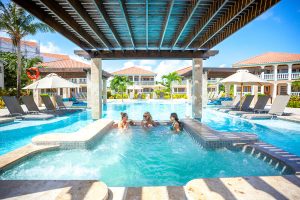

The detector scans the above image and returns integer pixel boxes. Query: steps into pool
[182,118,258,148]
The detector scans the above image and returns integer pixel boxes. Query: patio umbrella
[220,70,270,110]
[153,84,166,90]
[23,73,79,90]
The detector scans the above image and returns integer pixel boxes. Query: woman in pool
[170,113,183,133]
[114,112,134,129]
[141,112,157,128]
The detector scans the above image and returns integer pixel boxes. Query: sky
[1,0,300,81]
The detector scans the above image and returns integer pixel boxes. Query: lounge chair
[55,95,82,112]
[228,95,269,116]
[217,96,243,113]
[159,92,164,99]
[2,96,54,120]
[241,95,291,119]
[21,95,41,113]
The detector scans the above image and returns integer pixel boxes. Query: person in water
[141,112,157,128]
[170,113,183,132]
[113,112,134,129]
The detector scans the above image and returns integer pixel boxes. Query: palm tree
[162,72,182,99]
[0,1,54,98]
[110,75,133,102]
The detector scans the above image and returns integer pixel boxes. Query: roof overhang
[12,0,279,59]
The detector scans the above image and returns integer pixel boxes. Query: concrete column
[272,83,277,101]
[274,65,278,81]
[288,64,292,80]
[86,70,92,108]
[261,86,264,94]
[103,79,107,104]
[33,79,42,106]
[225,84,230,97]
[252,86,259,107]
[287,82,292,95]
[192,58,203,121]
[186,79,191,99]
[202,71,208,107]
[91,58,102,119]
[260,66,265,79]
[233,85,237,96]
[215,82,219,94]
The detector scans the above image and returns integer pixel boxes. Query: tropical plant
[292,78,300,92]
[110,75,133,101]
[0,1,54,98]
[162,72,182,100]
[0,52,42,88]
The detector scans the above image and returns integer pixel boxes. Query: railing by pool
[291,92,300,96]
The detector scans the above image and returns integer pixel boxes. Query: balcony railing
[132,81,155,85]
[258,73,300,80]
[292,72,300,80]
[236,92,252,96]
[262,74,274,80]
[172,80,187,85]
[291,92,300,96]
[277,73,288,80]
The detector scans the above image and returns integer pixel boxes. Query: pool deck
[0,117,14,125]
[0,175,299,200]
[182,118,258,148]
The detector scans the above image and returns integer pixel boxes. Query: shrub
[287,95,300,108]
[0,88,30,108]
[172,94,187,99]
[107,91,112,99]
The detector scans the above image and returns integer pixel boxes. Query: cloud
[69,54,90,64]
[121,61,152,71]
[138,60,157,66]
[219,64,227,68]
[154,60,192,81]
[40,42,61,53]
[0,31,8,37]
[256,11,281,23]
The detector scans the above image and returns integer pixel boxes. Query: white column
[225,84,230,97]
[287,82,292,95]
[103,79,107,104]
[233,85,237,97]
[86,70,92,108]
[186,79,191,99]
[260,66,265,79]
[215,82,219,94]
[288,64,292,81]
[91,58,102,119]
[202,71,208,107]
[33,79,42,106]
[252,86,259,107]
[192,58,203,121]
[272,83,277,101]
[274,65,278,81]
[261,86,264,94]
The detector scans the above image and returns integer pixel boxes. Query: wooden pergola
[13,0,279,59]
[13,0,280,119]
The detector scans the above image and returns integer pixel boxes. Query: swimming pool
[0,126,283,186]
[0,111,93,155]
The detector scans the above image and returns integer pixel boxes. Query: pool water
[0,126,282,186]
[0,111,92,155]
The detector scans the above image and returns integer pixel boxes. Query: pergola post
[202,71,208,107]
[91,58,102,119]
[192,58,203,121]
[86,70,92,108]
[33,79,42,107]
[103,79,107,104]
[225,84,230,97]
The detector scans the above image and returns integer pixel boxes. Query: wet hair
[170,113,182,128]
[143,112,153,121]
[120,112,128,119]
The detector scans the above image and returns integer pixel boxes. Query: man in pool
[113,112,134,129]
[170,113,183,133]
[141,112,158,128]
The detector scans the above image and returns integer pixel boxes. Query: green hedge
[0,88,30,108]
[287,95,300,108]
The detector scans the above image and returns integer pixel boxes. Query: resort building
[0,36,40,58]
[112,67,157,94]
[233,52,300,98]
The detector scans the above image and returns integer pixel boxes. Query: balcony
[258,73,300,80]
[132,81,155,85]
[172,80,187,86]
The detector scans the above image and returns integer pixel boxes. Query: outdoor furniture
[228,95,269,116]
[21,95,41,113]
[226,95,254,114]
[241,95,291,119]
[55,95,83,112]
[2,96,54,120]
[217,96,243,113]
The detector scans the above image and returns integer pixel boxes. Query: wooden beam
[158,0,174,50]
[203,0,280,49]
[145,0,149,50]
[118,0,135,50]
[182,0,228,50]
[12,0,90,50]
[170,0,202,50]
[74,50,219,60]
[92,0,123,48]
[39,0,100,49]
[195,0,256,49]
[66,0,112,49]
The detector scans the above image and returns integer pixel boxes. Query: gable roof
[41,53,70,62]
[0,37,38,47]
[233,52,300,67]
[175,66,192,76]
[112,67,156,76]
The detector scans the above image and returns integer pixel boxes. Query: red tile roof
[233,52,300,67]
[175,66,192,76]
[0,37,38,47]
[113,66,156,76]
[40,59,90,69]
[41,53,70,61]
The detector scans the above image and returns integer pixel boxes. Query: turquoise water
[0,111,93,155]
[0,126,282,186]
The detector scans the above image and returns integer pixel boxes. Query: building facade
[112,67,157,94]
[233,52,300,98]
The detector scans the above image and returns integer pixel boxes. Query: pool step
[182,119,258,148]
[246,142,300,175]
